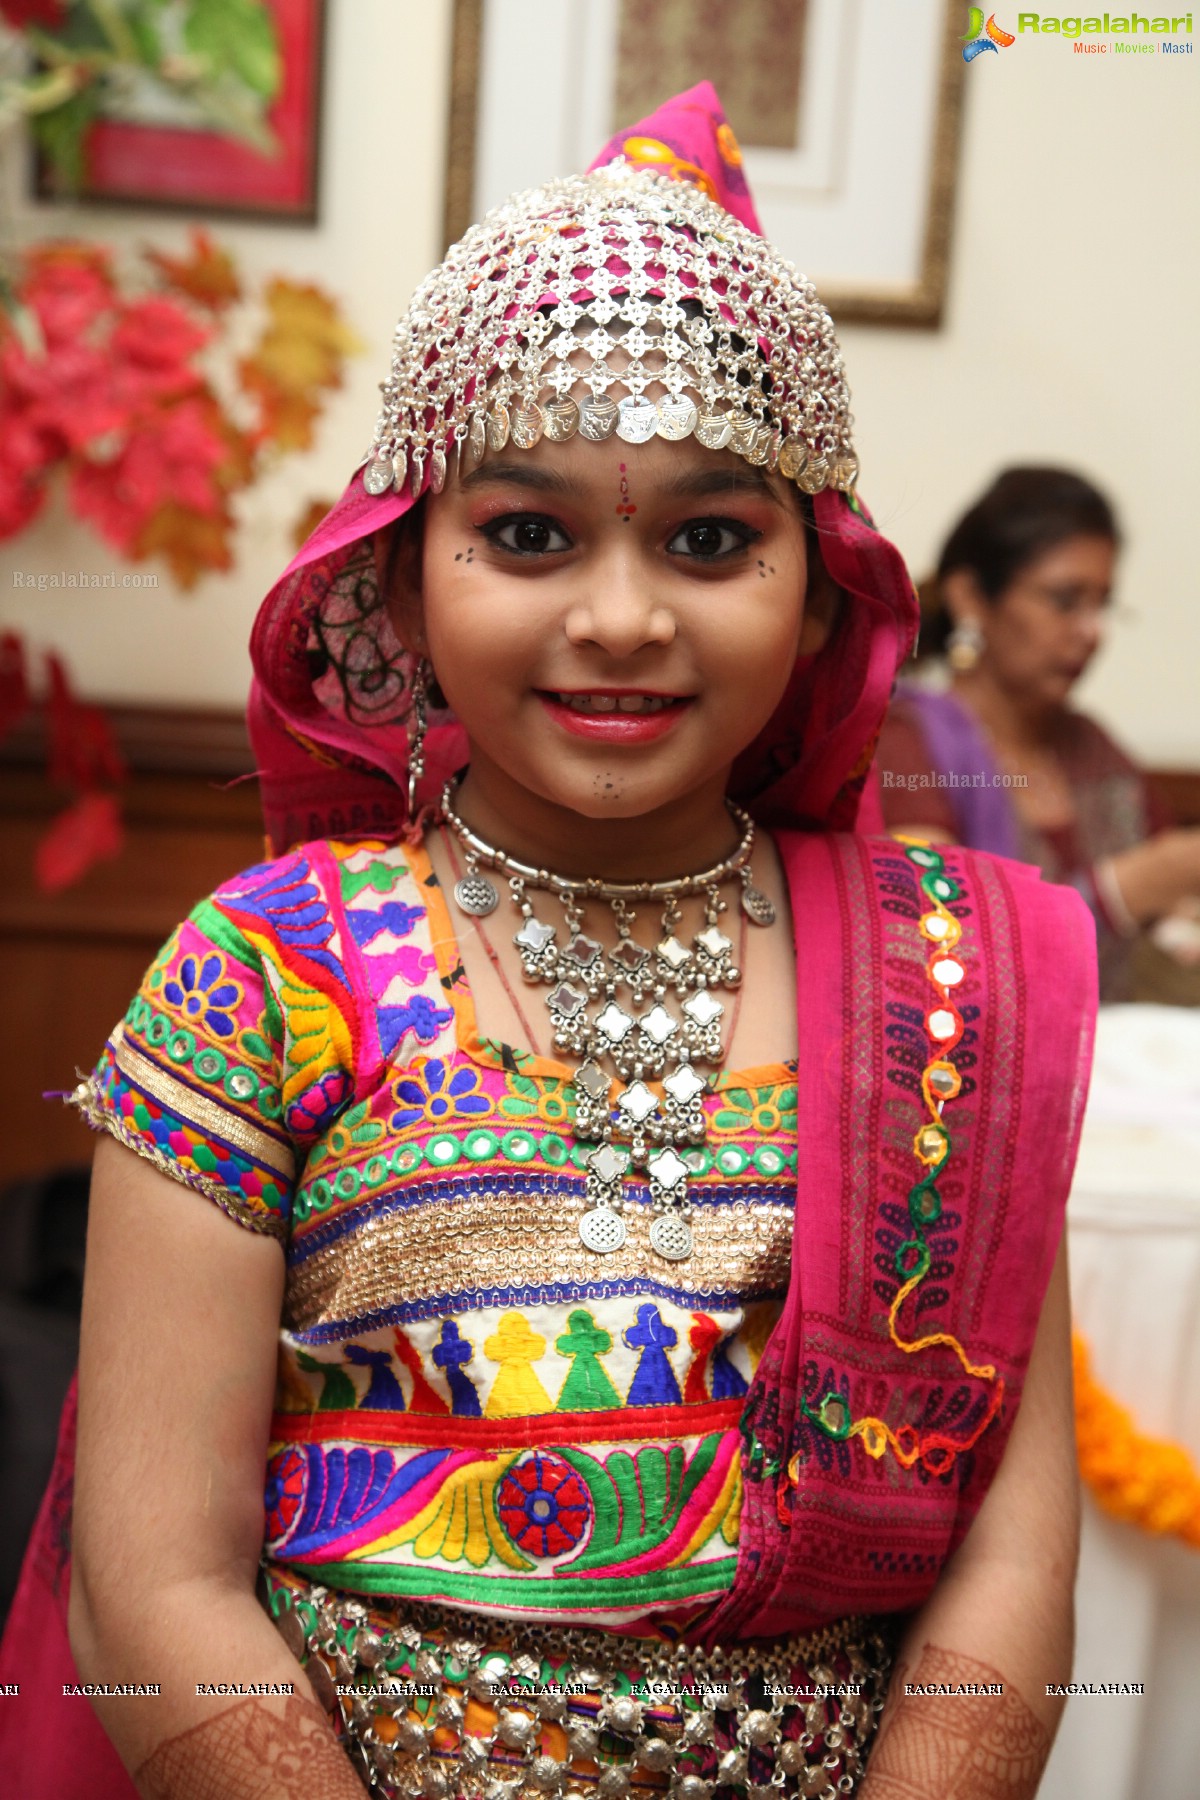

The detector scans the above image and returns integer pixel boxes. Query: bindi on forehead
[616,463,637,522]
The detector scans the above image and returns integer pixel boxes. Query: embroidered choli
[80,837,797,1632]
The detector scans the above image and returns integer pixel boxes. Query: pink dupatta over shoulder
[701,830,1095,1644]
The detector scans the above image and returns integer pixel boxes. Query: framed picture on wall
[444,0,966,326]
[33,0,326,223]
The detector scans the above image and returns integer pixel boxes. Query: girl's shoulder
[196,832,456,1083]
[203,834,433,930]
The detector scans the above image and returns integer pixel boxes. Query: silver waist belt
[261,1565,895,1800]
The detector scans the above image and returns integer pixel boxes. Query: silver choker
[441,783,776,1263]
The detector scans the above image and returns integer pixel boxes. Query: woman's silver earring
[406,657,430,818]
[946,619,985,673]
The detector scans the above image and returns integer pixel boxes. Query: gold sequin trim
[285,1185,793,1331]
[111,1021,295,1181]
[68,1076,287,1242]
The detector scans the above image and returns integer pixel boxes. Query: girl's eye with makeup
[481,514,572,556]
[666,520,759,560]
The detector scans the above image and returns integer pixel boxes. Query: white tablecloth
[1039,1006,1200,1800]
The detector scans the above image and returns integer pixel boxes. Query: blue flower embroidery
[392,1059,491,1131]
[377,992,454,1059]
[163,953,241,1039]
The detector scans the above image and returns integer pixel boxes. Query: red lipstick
[537,690,692,744]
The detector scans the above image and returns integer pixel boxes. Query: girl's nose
[563,559,676,657]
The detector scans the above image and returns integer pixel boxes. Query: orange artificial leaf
[145,230,242,311]
[290,496,334,550]
[241,278,362,399]
[134,501,235,589]
[240,374,321,451]
[213,413,258,489]
[35,791,125,893]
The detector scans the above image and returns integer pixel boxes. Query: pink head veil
[248,84,917,855]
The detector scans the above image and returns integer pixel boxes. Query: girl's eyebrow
[659,466,782,505]
[459,460,781,504]
[460,461,571,494]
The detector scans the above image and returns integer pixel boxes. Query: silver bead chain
[441,783,776,1263]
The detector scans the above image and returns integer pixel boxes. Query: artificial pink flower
[21,243,115,350]
[68,396,229,549]
[35,791,124,894]
[3,336,129,453]
[112,296,210,372]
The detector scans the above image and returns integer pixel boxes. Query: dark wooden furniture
[1,708,265,1185]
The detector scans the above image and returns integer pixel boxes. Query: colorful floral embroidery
[285,1068,351,1138]
[712,1080,797,1136]
[499,1072,574,1127]
[791,840,1003,1488]
[496,1453,592,1558]
[162,951,242,1038]
[391,1058,492,1132]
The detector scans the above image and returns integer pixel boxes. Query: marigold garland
[1073,1331,1200,1548]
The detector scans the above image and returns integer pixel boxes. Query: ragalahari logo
[962,7,1017,57]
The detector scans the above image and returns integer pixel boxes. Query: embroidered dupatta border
[696,833,1096,1646]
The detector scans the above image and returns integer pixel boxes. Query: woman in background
[878,466,1200,1001]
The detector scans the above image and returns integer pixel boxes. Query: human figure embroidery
[625,1304,684,1408]
[431,1319,483,1418]
[483,1312,554,1417]
[555,1309,623,1411]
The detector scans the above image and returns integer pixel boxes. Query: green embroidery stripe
[284,1558,737,1606]
[294,1131,795,1220]
[128,996,282,1121]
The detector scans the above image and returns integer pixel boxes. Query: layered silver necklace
[441,783,776,1263]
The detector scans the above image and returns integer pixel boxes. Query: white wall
[840,25,1200,765]
[1,3,1197,764]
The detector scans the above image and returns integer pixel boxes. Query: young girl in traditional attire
[1,86,1095,1800]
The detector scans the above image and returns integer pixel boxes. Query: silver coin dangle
[741,883,776,926]
[579,1208,627,1254]
[649,1214,693,1261]
[454,871,500,916]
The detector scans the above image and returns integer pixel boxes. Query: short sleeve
[72,874,295,1239]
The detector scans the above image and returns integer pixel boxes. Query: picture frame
[443,0,966,327]
[33,0,326,225]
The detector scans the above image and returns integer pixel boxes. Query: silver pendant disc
[578,395,618,441]
[579,1208,627,1254]
[649,1214,693,1261]
[616,395,659,444]
[454,873,500,917]
[363,456,394,496]
[741,885,777,927]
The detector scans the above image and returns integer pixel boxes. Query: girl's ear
[374,516,426,653]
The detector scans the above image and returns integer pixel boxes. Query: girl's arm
[68,1136,366,1800]
[859,1237,1079,1800]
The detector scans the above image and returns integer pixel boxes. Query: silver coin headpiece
[361,159,858,502]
